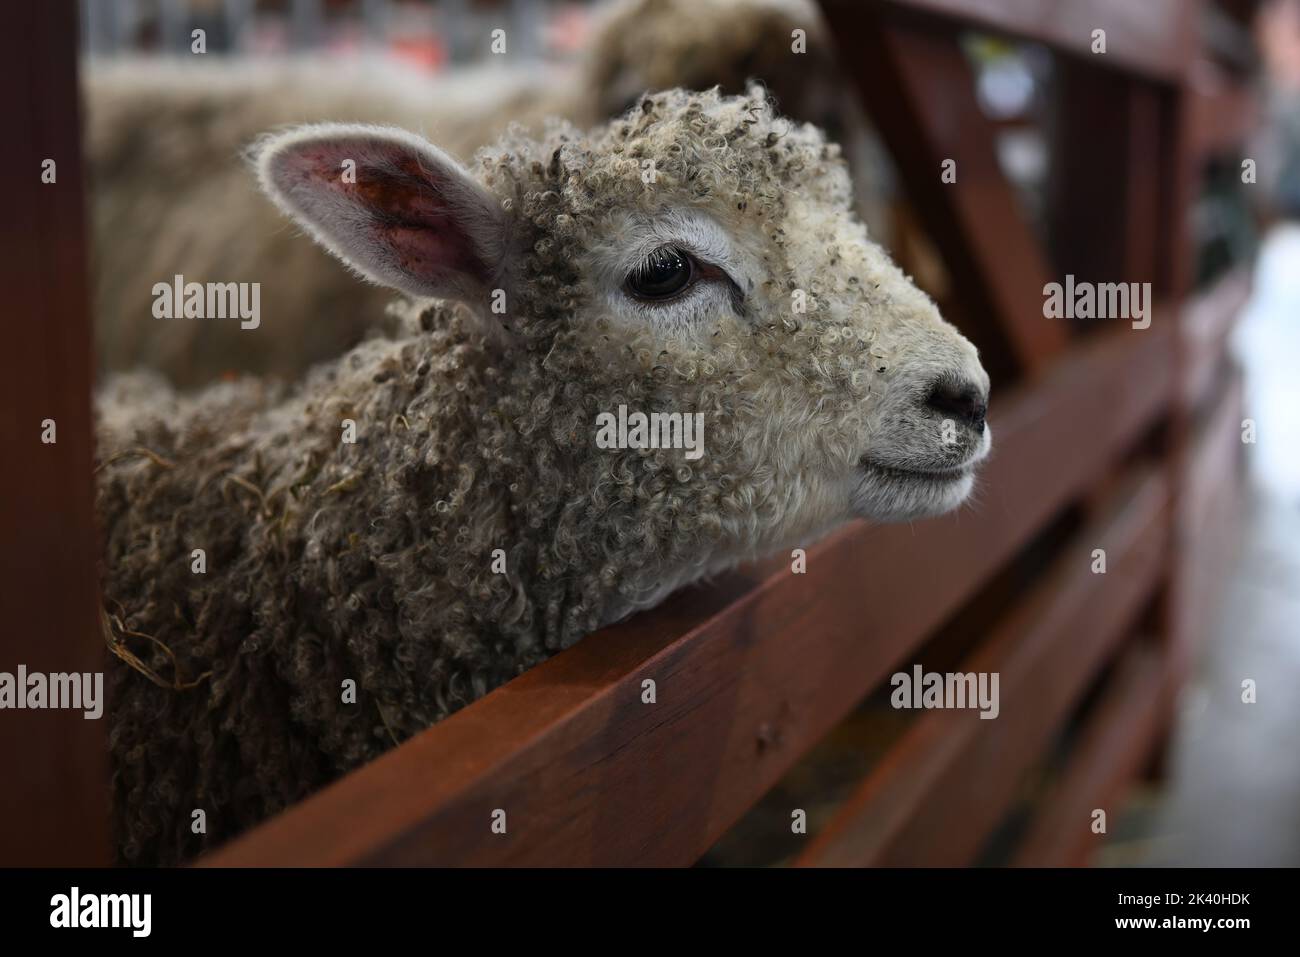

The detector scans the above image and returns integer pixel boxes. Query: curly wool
[98,86,928,866]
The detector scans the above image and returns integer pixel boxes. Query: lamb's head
[254,87,988,591]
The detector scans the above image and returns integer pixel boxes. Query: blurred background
[36,0,1300,864]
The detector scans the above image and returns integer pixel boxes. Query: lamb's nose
[924,375,988,432]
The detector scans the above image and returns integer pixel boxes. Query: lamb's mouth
[857,457,976,483]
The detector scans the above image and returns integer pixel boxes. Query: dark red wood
[875,0,1191,82]
[1011,641,1170,866]
[1048,62,1135,288]
[795,466,1169,867]
[1189,62,1260,159]
[0,1,111,865]
[1124,85,1165,289]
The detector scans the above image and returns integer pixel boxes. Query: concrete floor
[1105,490,1300,866]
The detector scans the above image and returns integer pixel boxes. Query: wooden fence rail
[0,0,109,867]
[876,0,1193,81]
[208,321,1175,866]
[1011,640,1172,867]
[797,465,1169,866]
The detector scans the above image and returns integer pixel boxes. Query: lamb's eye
[626,246,695,300]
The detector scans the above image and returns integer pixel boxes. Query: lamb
[97,87,991,867]
[87,0,889,386]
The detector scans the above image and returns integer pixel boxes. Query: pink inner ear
[291,142,489,287]
[383,224,486,283]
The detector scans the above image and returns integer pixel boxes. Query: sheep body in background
[98,88,989,866]
[86,0,890,386]
[87,56,571,383]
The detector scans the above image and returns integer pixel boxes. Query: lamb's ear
[253,124,506,303]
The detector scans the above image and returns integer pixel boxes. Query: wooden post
[819,1,1070,385]
[0,1,110,865]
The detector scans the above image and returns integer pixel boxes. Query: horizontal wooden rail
[875,0,1192,83]
[794,466,1169,866]
[1011,641,1170,866]
[1181,267,1251,411]
[205,323,1174,867]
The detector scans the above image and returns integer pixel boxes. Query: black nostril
[925,376,988,432]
